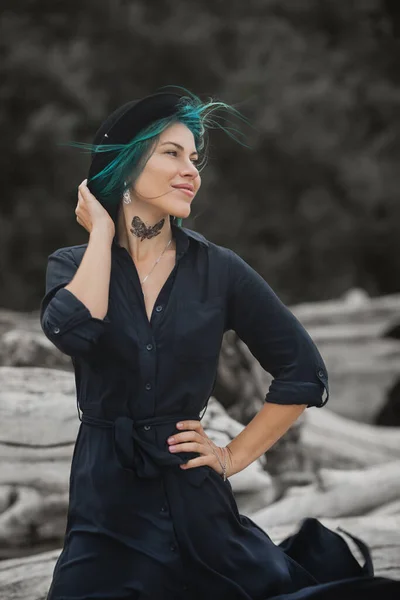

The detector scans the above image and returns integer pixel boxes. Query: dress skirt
[45,419,400,600]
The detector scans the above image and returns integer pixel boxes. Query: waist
[79,411,207,485]
[81,412,200,430]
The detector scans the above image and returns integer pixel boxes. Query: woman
[41,87,399,599]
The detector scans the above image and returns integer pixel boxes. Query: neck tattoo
[130,216,165,242]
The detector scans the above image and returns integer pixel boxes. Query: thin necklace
[140,237,173,298]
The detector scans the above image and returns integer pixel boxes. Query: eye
[165,150,199,166]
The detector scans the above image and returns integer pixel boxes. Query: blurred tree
[1,0,400,310]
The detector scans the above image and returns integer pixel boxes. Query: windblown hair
[65,85,252,227]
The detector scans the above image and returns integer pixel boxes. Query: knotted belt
[81,412,211,486]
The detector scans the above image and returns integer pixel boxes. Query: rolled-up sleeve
[40,248,110,358]
[225,249,329,408]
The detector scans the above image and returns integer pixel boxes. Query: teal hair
[63,85,253,228]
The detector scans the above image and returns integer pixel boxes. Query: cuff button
[318,369,325,378]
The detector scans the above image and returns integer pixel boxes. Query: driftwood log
[300,405,400,469]
[251,460,400,529]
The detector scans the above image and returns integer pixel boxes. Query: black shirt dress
[40,223,400,599]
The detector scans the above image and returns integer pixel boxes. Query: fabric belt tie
[81,413,210,486]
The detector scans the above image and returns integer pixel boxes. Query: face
[129,122,201,220]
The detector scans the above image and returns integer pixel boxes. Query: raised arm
[40,181,115,358]
[225,248,329,408]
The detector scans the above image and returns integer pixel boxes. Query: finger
[180,457,214,470]
[168,442,204,454]
[78,181,94,202]
[175,420,203,432]
[168,431,203,444]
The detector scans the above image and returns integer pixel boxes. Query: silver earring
[123,181,131,204]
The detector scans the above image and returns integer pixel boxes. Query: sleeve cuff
[41,286,111,358]
[265,367,329,408]
[44,287,110,339]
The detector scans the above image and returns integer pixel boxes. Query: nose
[180,160,199,179]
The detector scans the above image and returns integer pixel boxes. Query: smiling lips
[172,185,194,197]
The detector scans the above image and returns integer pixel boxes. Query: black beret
[87,91,184,199]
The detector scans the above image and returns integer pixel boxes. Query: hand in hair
[75,179,115,236]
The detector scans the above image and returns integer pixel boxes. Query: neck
[116,206,175,262]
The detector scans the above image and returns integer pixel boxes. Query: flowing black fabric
[40,223,399,599]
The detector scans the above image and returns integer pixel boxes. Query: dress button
[146,343,153,351]
[143,425,151,431]
[160,505,168,513]
[155,305,163,312]
[53,327,60,334]
[145,382,152,391]
[318,369,325,378]
[170,543,177,552]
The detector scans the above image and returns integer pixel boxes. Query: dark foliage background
[1,0,400,310]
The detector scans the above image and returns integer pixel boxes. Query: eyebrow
[160,141,198,156]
